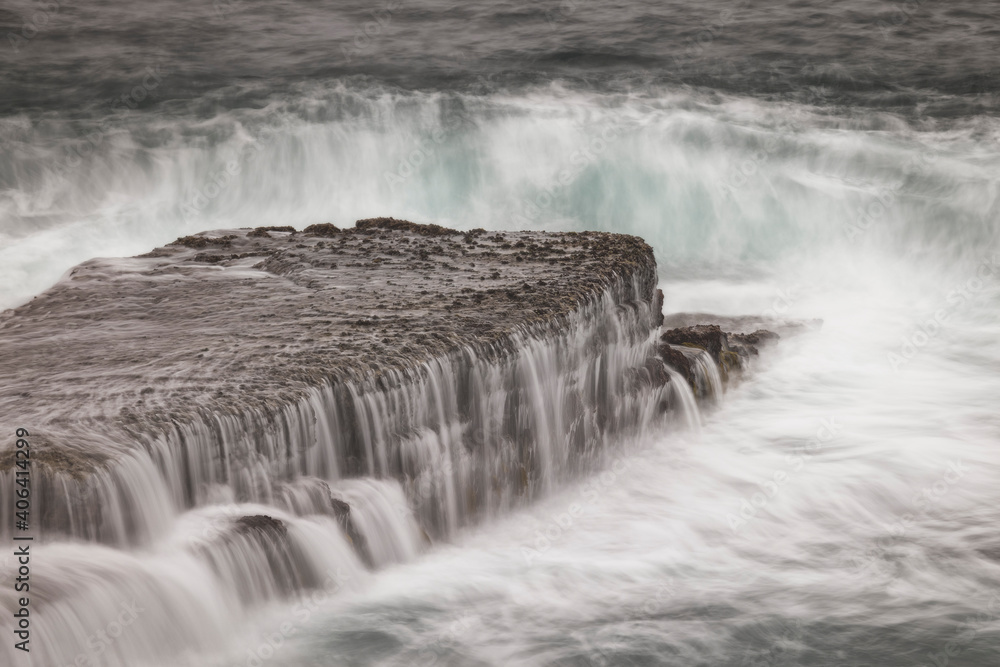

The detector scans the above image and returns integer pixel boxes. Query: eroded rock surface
[0,218,655,478]
[658,322,780,390]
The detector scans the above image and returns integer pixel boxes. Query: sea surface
[2,1,1000,665]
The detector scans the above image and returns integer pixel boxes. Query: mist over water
[2,0,1000,665]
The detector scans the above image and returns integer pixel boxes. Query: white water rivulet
[2,79,1000,666]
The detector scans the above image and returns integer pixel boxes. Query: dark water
[2,2,1000,666]
[2,0,999,116]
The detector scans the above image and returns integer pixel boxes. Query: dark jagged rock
[302,223,341,237]
[657,343,696,388]
[728,329,781,359]
[661,324,729,363]
[248,226,297,238]
[662,312,820,338]
[355,217,456,236]
[626,356,673,393]
[168,234,237,249]
[234,515,288,537]
[329,497,351,521]
[327,492,373,567]
[657,322,779,391]
[730,329,781,349]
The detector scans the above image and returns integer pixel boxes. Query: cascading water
[0,504,373,667]
[4,0,1000,664]
[3,83,996,315]
[0,275,675,544]
[0,266,706,665]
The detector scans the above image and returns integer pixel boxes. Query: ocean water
[2,1,1000,665]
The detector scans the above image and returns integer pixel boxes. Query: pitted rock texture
[0,218,656,474]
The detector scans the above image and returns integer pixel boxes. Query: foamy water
[3,0,1000,663]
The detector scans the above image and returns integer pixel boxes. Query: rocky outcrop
[0,218,664,546]
[658,323,779,391]
[662,324,731,362]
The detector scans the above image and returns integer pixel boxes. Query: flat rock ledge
[0,218,656,476]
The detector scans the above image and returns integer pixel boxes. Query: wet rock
[329,497,351,521]
[192,253,227,263]
[730,329,781,351]
[234,515,288,537]
[0,218,657,544]
[355,217,457,237]
[662,312,818,338]
[661,324,729,363]
[169,234,237,249]
[657,343,695,388]
[626,356,673,392]
[247,226,296,238]
[302,223,341,237]
[327,493,373,567]
[657,323,779,391]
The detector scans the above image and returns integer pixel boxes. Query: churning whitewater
[2,0,1000,665]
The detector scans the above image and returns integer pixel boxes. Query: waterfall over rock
[0,219,717,665]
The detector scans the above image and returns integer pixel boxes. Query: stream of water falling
[3,0,1000,664]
